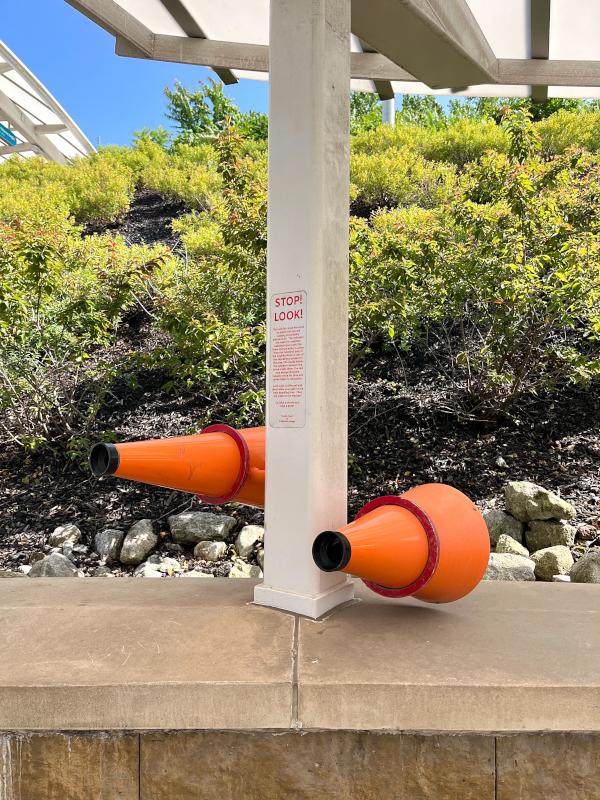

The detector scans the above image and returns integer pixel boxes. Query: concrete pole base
[254,579,355,619]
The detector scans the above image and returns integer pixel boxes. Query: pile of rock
[22,512,265,580]
[484,481,600,584]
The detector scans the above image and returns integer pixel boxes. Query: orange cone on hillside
[90,424,265,508]
[312,484,489,603]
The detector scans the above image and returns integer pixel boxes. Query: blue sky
[1,0,269,146]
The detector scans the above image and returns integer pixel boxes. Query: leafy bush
[154,128,267,418]
[350,147,457,209]
[536,109,600,156]
[422,118,509,166]
[136,141,221,209]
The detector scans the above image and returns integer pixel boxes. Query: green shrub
[422,118,509,166]
[137,141,221,208]
[351,123,427,155]
[350,147,457,209]
[536,109,600,156]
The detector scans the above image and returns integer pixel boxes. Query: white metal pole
[254,0,354,617]
[382,97,396,126]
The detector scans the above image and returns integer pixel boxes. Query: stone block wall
[0,730,598,800]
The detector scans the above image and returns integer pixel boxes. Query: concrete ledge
[0,579,598,732]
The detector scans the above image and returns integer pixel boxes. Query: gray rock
[28,551,45,565]
[256,549,264,571]
[495,534,529,558]
[28,552,79,577]
[0,570,25,578]
[504,481,576,522]
[484,553,535,581]
[576,524,598,542]
[228,559,263,579]
[530,546,574,581]
[133,562,163,578]
[552,574,571,583]
[525,519,576,552]
[93,566,114,577]
[120,520,158,565]
[145,554,182,574]
[483,509,524,545]
[194,540,227,561]
[235,525,264,559]
[181,570,214,578]
[168,512,236,545]
[48,524,81,547]
[569,550,600,583]
[18,565,31,575]
[94,529,124,564]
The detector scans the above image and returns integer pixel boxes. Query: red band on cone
[196,424,250,505]
[355,495,440,598]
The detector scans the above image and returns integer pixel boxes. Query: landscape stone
[526,519,576,552]
[181,570,214,578]
[530,546,574,581]
[120,520,158,565]
[569,550,600,583]
[256,548,264,571]
[168,512,236,545]
[552,574,571,582]
[133,562,163,578]
[93,566,113,577]
[229,559,263,579]
[145,554,182,574]
[483,509,524,545]
[94,528,125,563]
[235,525,264,558]
[28,552,79,577]
[194,540,227,561]
[48,523,81,547]
[483,553,535,581]
[495,534,529,558]
[504,481,576,522]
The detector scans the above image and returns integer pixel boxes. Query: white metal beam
[0,142,38,156]
[64,0,155,56]
[351,0,498,89]
[0,87,67,164]
[35,123,69,134]
[115,34,600,88]
[157,0,237,85]
[530,0,551,102]
[116,35,416,82]
[498,58,600,86]
[254,0,354,618]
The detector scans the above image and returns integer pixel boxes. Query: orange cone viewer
[90,424,265,508]
[312,483,490,603]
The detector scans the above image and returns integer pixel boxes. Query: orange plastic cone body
[90,425,265,508]
[313,484,490,604]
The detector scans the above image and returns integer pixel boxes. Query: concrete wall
[1,730,599,800]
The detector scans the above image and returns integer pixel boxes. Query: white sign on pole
[268,290,307,428]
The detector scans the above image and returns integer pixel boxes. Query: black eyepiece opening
[312,530,351,572]
[90,443,120,477]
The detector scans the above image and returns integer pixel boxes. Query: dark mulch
[1,344,598,572]
[84,189,188,246]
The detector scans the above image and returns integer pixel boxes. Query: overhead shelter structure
[66,0,600,617]
[0,40,95,164]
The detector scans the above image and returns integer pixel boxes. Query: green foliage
[350,92,382,134]
[165,78,241,144]
[536,109,600,156]
[421,118,509,166]
[0,151,135,224]
[398,95,445,129]
[154,127,267,419]
[350,147,457,209]
[136,141,221,209]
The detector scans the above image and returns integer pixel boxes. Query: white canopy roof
[66,0,600,101]
[0,40,95,164]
